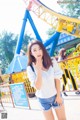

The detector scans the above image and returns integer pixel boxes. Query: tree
[58,0,80,18]
[22,33,33,52]
[0,31,18,73]
[0,31,33,74]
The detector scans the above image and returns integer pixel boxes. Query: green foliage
[66,47,75,56]
[0,31,33,74]
[58,0,80,18]
[0,31,18,73]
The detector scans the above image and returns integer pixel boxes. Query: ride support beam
[28,11,42,42]
[15,10,28,54]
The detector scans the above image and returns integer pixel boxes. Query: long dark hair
[27,40,53,69]
[59,48,66,59]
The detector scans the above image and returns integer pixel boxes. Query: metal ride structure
[6,0,80,74]
[23,0,80,38]
[13,0,80,95]
[16,0,80,56]
[1,0,80,99]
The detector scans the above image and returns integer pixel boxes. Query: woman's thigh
[55,104,66,120]
[43,109,54,120]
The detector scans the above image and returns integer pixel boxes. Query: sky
[0,0,63,40]
[0,0,52,40]
[0,0,25,33]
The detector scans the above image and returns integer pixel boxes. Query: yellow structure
[68,44,80,58]
[58,46,80,91]
[11,71,36,94]
[23,0,80,38]
[67,24,74,33]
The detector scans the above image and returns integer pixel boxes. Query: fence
[0,82,30,109]
[58,55,80,91]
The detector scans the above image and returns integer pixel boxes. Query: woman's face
[31,44,43,60]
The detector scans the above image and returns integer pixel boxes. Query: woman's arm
[55,79,63,105]
[55,79,61,97]
[35,68,42,90]
[52,58,63,105]
[33,58,43,90]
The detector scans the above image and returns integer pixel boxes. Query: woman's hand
[55,95,63,106]
[33,57,42,71]
[33,58,43,89]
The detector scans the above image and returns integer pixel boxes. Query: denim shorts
[38,94,63,111]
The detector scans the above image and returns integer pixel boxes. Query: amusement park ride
[6,0,80,73]
[0,0,79,102]
[0,1,80,114]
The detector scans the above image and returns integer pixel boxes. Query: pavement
[0,92,80,120]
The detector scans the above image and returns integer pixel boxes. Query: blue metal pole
[44,32,60,47]
[15,10,29,54]
[28,11,42,42]
[49,37,59,57]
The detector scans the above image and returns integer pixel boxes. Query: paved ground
[0,92,80,120]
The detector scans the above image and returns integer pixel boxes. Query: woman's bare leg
[43,108,55,120]
[55,104,66,120]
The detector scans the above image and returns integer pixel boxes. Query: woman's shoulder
[27,65,31,69]
[27,65,32,71]
[27,64,35,73]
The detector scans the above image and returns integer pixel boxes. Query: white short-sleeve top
[27,58,63,98]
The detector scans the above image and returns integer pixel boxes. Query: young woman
[58,48,66,62]
[27,40,66,120]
